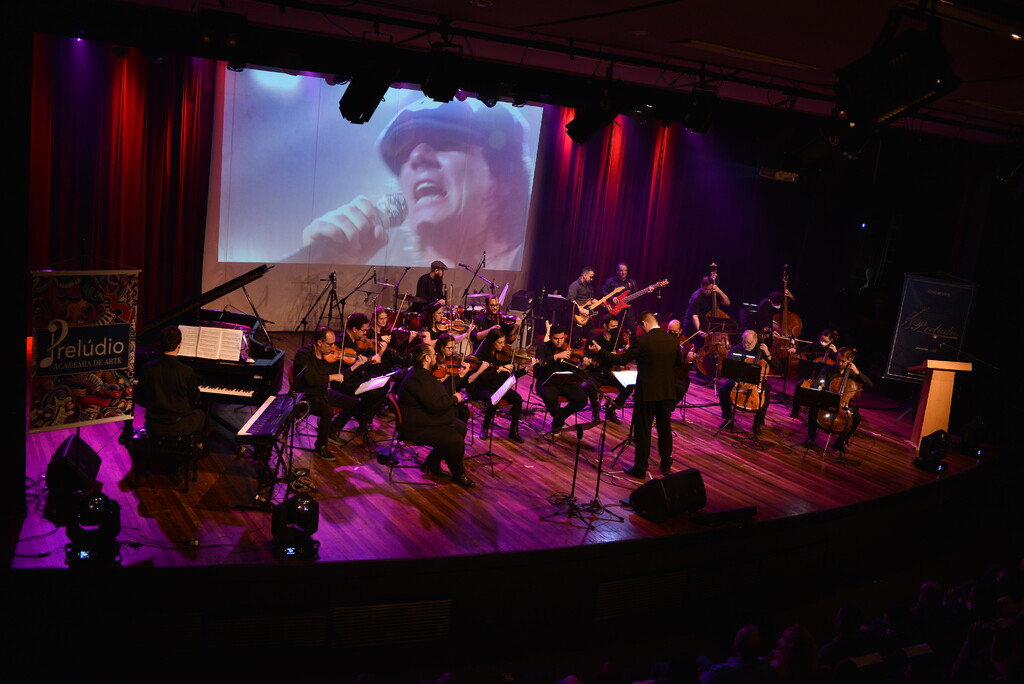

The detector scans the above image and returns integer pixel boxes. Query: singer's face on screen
[397,142,496,234]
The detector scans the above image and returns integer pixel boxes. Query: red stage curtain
[28,34,216,324]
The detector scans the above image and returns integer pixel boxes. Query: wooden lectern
[908,360,972,449]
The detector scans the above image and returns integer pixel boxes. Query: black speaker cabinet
[628,468,706,522]
[46,434,102,493]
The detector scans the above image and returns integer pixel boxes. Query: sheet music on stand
[178,324,244,362]
[355,370,400,395]
[612,370,638,388]
[490,374,516,405]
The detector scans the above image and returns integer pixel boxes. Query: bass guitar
[573,286,624,326]
[605,279,669,315]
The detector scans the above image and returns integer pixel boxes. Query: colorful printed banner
[29,270,139,433]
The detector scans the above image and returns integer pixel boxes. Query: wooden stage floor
[14,332,982,570]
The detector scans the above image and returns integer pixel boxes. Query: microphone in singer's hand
[377,193,407,229]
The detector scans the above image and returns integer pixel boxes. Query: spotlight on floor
[914,429,949,473]
[65,493,122,567]
[271,494,320,560]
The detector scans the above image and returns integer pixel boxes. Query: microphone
[376,193,408,229]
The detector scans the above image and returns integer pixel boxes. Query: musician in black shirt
[136,326,207,438]
[534,324,590,434]
[471,328,526,443]
[585,314,635,424]
[412,260,447,312]
[718,330,773,435]
[291,325,362,461]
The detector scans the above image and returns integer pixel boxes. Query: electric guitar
[605,279,669,315]
[573,286,624,326]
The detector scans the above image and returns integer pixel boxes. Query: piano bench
[124,429,204,493]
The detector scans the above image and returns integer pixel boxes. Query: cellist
[800,347,873,454]
[718,330,774,435]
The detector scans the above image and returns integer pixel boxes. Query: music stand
[467,374,515,475]
[581,391,625,523]
[714,357,766,443]
[540,424,594,529]
[607,369,638,470]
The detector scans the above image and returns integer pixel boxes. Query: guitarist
[567,266,598,335]
[601,262,639,333]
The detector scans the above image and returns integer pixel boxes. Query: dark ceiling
[30,0,1024,143]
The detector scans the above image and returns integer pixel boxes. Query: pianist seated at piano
[135,326,207,438]
[291,326,362,462]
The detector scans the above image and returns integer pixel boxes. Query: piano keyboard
[200,384,255,399]
[237,393,303,445]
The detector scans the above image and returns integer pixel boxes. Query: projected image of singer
[297,98,533,270]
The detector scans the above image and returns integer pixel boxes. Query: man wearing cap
[412,260,448,312]
[297,98,533,271]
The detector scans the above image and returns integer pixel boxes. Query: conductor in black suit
[590,311,682,479]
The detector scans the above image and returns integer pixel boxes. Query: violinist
[584,314,635,424]
[433,333,480,423]
[417,303,474,346]
[335,312,390,443]
[470,296,521,346]
[788,330,838,418]
[369,306,413,371]
[718,330,774,435]
[534,324,591,434]
[291,325,363,461]
[800,347,872,454]
[470,328,527,443]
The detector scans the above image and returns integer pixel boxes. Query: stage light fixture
[914,429,949,473]
[566,92,618,144]
[836,28,959,127]
[421,43,461,103]
[65,493,122,566]
[339,66,394,124]
[477,92,499,108]
[271,494,320,560]
[682,85,717,134]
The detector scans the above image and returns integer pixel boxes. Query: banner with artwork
[29,270,139,433]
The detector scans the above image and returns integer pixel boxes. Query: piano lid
[139,264,273,340]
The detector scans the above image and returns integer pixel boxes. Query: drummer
[470,296,521,347]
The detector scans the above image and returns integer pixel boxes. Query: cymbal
[376,281,395,287]
[466,293,489,298]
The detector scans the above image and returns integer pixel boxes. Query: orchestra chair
[124,426,204,493]
[383,393,435,486]
[285,366,340,452]
[599,385,623,422]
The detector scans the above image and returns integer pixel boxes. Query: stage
[10,332,1013,680]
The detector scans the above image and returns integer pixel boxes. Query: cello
[816,349,862,435]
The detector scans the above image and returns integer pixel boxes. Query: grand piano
[137,264,284,406]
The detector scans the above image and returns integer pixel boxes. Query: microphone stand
[336,268,378,330]
[296,272,340,347]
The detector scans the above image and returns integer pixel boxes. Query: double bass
[695,263,732,378]
[772,265,803,379]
